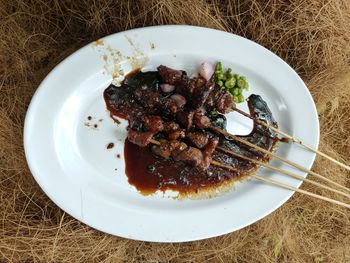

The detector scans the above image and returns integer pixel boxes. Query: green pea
[226,72,233,79]
[217,73,224,80]
[217,80,223,87]
[233,95,239,102]
[237,94,245,103]
[237,79,246,89]
[233,88,240,95]
[230,77,236,86]
[225,79,235,89]
[215,62,222,71]
[225,68,232,76]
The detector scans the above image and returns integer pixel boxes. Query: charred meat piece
[191,82,214,109]
[176,111,194,130]
[201,138,219,169]
[151,138,217,170]
[168,129,185,140]
[215,91,234,113]
[161,98,179,115]
[175,78,197,100]
[124,71,161,90]
[169,140,188,156]
[151,139,172,158]
[143,115,164,132]
[203,138,218,157]
[151,139,187,159]
[172,146,204,168]
[170,94,187,108]
[163,121,180,133]
[103,84,142,119]
[193,111,211,129]
[163,121,184,140]
[157,65,183,85]
[127,129,155,147]
[134,87,161,109]
[128,115,144,131]
[186,131,209,149]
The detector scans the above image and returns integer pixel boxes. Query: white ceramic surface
[24,25,319,242]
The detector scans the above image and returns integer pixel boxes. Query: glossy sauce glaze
[104,70,278,195]
[124,139,261,195]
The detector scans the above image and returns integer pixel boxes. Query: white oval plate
[24,25,319,242]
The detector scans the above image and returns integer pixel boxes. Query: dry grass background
[0,0,350,262]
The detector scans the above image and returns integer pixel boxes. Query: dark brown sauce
[103,69,140,120]
[121,68,141,84]
[124,139,260,195]
[94,124,98,128]
[105,70,278,195]
[107,142,114,149]
[111,115,121,124]
[87,116,92,120]
[117,154,121,158]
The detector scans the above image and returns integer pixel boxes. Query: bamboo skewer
[233,107,350,171]
[251,174,350,209]
[210,161,350,209]
[216,146,350,198]
[149,139,350,209]
[209,126,350,194]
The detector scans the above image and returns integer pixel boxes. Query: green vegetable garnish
[214,62,249,103]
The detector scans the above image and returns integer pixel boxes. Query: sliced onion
[199,62,215,81]
[160,83,175,93]
[171,94,187,107]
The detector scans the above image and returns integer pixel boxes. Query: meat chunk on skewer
[202,138,219,167]
[151,138,218,170]
[173,147,204,167]
[164,121,180,133]
[193,111,211,129]
[168,129,185,140]
[127,129,155,147]
[151,139,187,159]
[186,131,209,149]
[215,91,235,113]
[157,65,183,85]
[176,111,194,130]
[191,82,214,109]
[143,115,164,132]
[134,87,161,109]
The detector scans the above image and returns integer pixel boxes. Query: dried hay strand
[0,0,349,262]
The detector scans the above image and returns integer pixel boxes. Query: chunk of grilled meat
[168,129,185,140]
[127,129,155,147]
[193,110,211,129]
[157,65,183,85]
[143,115,164,132]
[176,110,194,130]
[151,138,218,170]
[186,131,209,149]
